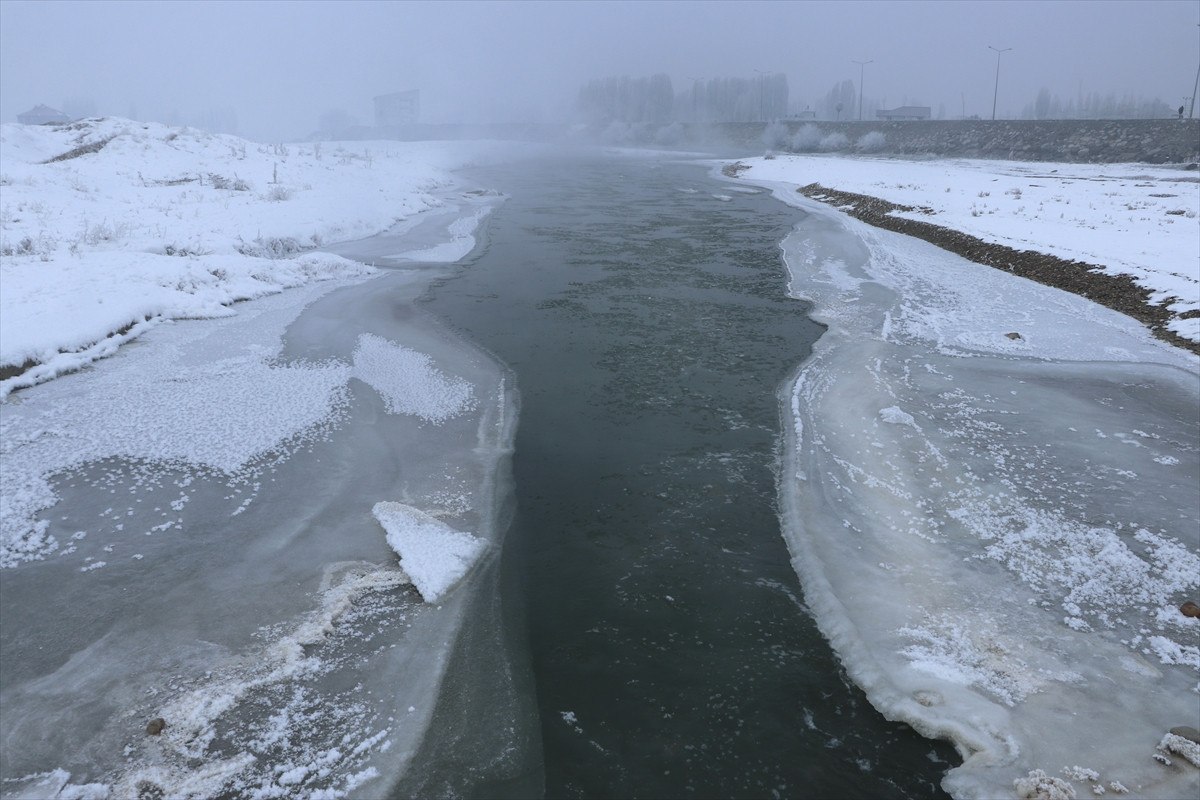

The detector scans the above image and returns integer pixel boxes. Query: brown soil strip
[42,136,116,164]
[793,181,1197,355]
[1,315,155,387]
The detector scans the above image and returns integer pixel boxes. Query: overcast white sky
[1,0,1197,140]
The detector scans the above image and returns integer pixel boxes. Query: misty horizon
[1,0,1198,140]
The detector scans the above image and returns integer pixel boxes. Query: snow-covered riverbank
[0,118,531,396]
[728,157,1200,799]
[731,155,1200,347]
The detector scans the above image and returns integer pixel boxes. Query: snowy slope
[0,118,523,395]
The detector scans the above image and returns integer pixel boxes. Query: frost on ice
[352,334,475,423]
[372,502,486,603]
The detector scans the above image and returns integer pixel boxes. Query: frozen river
[421,154,958,798]
[1,149,1196,800]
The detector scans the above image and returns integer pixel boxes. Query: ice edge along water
[1,184,518,800]
[728,166,1200,800]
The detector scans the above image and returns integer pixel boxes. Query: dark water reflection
[423,155,957,798]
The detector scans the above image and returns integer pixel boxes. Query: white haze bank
[0,119,523,799]
[728,157,1200,800]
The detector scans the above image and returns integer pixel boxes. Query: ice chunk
[879,405,920,429]
[372,502,486,602]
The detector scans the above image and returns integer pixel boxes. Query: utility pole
[853,59,873,121]
[989,46,1011,121]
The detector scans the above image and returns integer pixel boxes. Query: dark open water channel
[422,154,957,798]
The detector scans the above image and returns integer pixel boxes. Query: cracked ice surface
[760,179,1200,799]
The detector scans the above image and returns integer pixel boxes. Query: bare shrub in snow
[81,220,130,246]
[790,124,822,152]
[163,243,212,257]
[856,131,887,152]
[819,132,849,152]
[208,173,251,191]
[1,233,57,260]
[266,185,293,202]
[235,236,309,259]
[762,121,790,150]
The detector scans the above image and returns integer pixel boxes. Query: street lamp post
[1191,24,1200,119]
[853,59,872,121]
[989,45,1011,121]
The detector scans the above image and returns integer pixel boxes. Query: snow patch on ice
[372,501,486,603]
[352,334,475,423]
[0,283,354,567]
[899,614,1080,706]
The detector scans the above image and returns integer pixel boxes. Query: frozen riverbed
[741,171,1200,799]
[0,188,520,798]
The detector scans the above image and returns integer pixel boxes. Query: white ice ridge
[372,502,486,603]
[352,333,476,423]
[387,203,493,262]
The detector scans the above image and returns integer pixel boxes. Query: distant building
[17,104,71,125]
[876,106,932,121]
[373,90,419,127]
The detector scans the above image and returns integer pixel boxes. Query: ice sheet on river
[0,192,517,798]
[750,176,1200,799]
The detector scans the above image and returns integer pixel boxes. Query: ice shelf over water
[735,166,1200,800]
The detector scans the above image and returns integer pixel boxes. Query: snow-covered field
[730,159,1200,799]
[0,118,529,396]
[740,155,1200,344]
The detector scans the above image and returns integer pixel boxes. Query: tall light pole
[754,69,769,121]
[989,45,1011,121]
[1191,23,1199,119]
[853,59,872,121]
